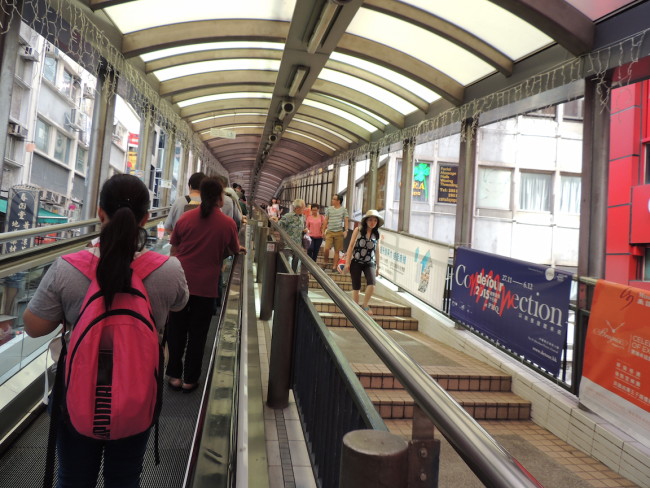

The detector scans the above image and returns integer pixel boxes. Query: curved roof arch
[67,0,627,203]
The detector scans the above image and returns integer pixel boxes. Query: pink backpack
[60,249,168,440]
[44,250,168,486]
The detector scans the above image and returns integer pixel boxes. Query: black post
[340,430,409,488]
[260,242,279,320]
[266,273,300,409]
[256,226,269,283]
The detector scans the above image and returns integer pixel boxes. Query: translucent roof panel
[329,52,440,103]
[105,0,296,34]
[193,113,268,124]
[317,95,390,126]
[347,9,494,85]
[155,59,281,82]
[292,118,354,143]
[141,42,285,62]
[403,0,552,61]
[319,69,418,115]
[286,130,337,152]
[178,92,273,108]
[302,99,378,134]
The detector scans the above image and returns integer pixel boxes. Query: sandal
[362,306,373,316]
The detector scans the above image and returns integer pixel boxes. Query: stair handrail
[269,218,544,488]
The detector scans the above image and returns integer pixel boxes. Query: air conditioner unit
[53,194,65,205]
[82,86,95,99]
[68,108,84,131]
[20,46,38,61]
[40,190,55,203]
[8,123,28,139]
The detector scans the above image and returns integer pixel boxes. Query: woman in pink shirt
[305,203,325,261]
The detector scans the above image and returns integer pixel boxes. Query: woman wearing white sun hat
[344,209,383,315]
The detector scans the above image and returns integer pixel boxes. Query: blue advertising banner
[450,247,572,375]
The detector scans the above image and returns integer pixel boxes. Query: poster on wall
[379,229,450,310]
[4,186,40,253]
[580,280,650,445]
[437,164,458,204]
[450,247,572,375]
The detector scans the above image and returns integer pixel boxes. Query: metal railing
[266,215,544,488]
[184,253,242,488]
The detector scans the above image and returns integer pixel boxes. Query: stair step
[366,389,531,421]
[352,364,512,392]
[321,312,418,330]
[312,301,412,317]
[311,280,355,291]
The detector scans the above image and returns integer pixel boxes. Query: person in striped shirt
[322,194,349,272]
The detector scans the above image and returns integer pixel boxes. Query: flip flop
[167,378,182,391]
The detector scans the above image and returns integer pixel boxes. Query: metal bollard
[254,220,264,265]
[260,242,279,320]
[266,273,299,409]
[340,430,409,488]
[256,226,269,283]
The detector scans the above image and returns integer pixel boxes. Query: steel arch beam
[159,70,278,98]
[146,48,283,74]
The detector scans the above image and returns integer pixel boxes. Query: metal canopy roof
[77,0,639,203]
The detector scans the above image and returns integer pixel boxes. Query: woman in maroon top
[166,177,246,392]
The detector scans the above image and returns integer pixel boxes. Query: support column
[367,149,379,211]
[137,109,155,192]
[160,132,175,207]
[346,158,355,220]
[579,75,610,280]
[0,4,21,187]
[454,119,478,247]
[177,145,190,193]
[83,64,118,220]
[574,75,611,389]
[331,163,340,202]
[398,138,415,233]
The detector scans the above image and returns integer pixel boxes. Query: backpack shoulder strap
[61,250,97,280]
[131,251,169,280]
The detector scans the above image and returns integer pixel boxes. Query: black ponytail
[97,174,149,309]
[199,177,223,218]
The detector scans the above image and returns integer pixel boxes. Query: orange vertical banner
[580,280,650,445]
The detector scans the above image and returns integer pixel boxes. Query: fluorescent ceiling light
[307,2,338,54]
[288,66,309,97]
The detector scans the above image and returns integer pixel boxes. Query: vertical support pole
[260,241,279,320]
[346,158,356,221]
[177,145,190,196]
[254,220,265,265]
[0,3,20,187]
[454,118,477,248]
[398,138,415,233]
[256,226,269,283]
[160,132,175,207]
[332,162,340,199]
[409,406,441,487]
[266,273,300,409]
[575,75,611,390]
[367,149,379,211]
[83,64,118,220]
[340,430,409,488]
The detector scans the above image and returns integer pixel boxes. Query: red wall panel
[609,106,642,160]
[608,156,639,206]
[606,205,632,253]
